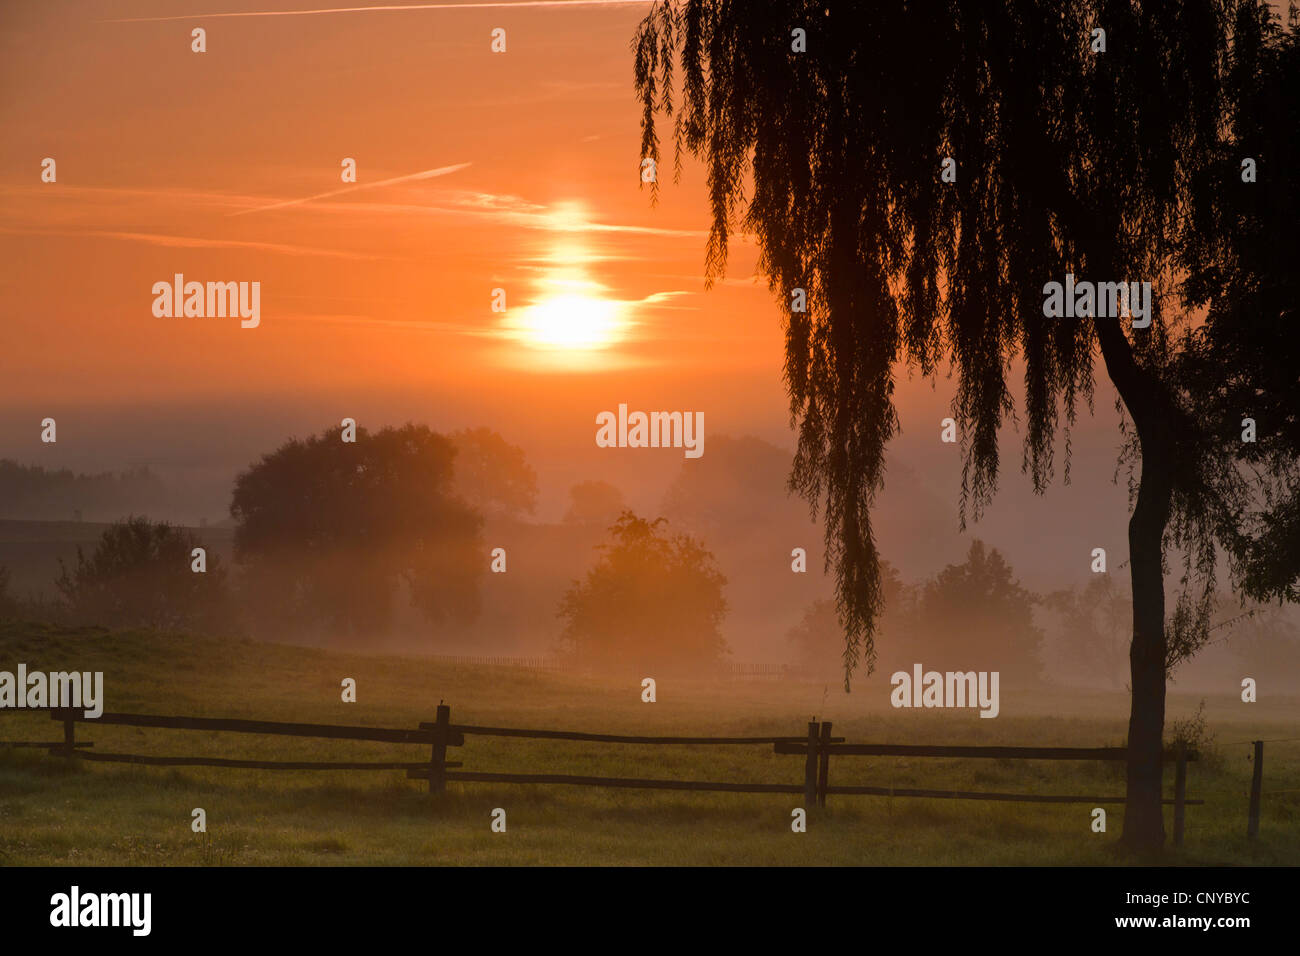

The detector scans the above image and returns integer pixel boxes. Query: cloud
[231,162,472,216]
[289,191,710,239]
[637,290,695,307]
[0,226,383,260]
[276,312,501,335]
[0,184,265,214]
[104,1,653,24]
[642,272,767,286]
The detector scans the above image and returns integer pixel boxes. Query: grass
[0,619,1296,865]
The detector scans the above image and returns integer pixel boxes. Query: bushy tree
[558,512,728,671]
[231,423,483,641]
[55,516,233,633]
[910,541,1044,682]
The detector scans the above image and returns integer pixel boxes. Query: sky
[1,0,779,386]
[0,0,1142,592]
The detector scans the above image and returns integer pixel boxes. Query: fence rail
[426,654,567,671]
[440,772,806,793]
[58,710,458,745]
[773,742,1139,760]
[419,655,815,681]
[0,704,1250,842]
[452,724,829,745]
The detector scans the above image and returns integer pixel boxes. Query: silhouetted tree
[231,423,482,641]
[633,0,1299,848]
[55,516,233,633]
[912,541,1043,683]
[450,427,539,519]
[563,479,627,526]
[558,512,728,671]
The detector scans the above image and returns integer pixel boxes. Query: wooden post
[817,721,833,808]
[1173,741,1186,847]
[1247,740,1263,838]
[803,721,819,808]
[429,704,450,795]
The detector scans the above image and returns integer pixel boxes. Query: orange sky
[1,0,789,407]
[2,1,1140,586]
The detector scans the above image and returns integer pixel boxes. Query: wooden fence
[777,721,1203,845]
[0,705,1228,843]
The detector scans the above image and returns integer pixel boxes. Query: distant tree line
[0,460,173,522]
[0,424,542,641]
[787,541,1045,683]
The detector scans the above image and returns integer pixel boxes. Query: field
[1,619,1297,866]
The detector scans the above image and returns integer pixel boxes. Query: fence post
[50,708,75,757]
[817,722,833,808]
[1173,741,1186,848]
[803,721,819,808]
[429,704,451,796]
[1247,740,1263,838]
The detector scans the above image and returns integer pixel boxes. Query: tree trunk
[1122,427,1173,850]
[1092,315,1176,851]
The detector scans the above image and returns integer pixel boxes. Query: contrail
[0,226,384,260]
[231,162,472,216]
[105,1,654,24]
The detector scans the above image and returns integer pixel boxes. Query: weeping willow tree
[633,0,1299,850]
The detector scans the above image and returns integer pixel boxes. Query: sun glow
[506,225,629,355]
[516,293,623,350]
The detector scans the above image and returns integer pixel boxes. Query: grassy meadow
[0,618,1296,866]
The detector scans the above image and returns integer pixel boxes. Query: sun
[501,225,630,359]
[514,293,624,351]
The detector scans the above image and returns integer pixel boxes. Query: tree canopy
[231,423,483,641]
[1177,3,1300,604]
[56,516,233,633]
[912,541,1044,683]
[558,512,728,671]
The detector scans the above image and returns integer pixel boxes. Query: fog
[3,390,1296,693]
